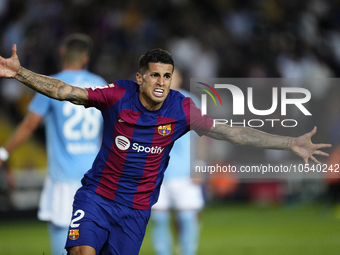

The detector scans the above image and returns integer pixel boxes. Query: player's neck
[138,93,163,111]
[62,63,84,70]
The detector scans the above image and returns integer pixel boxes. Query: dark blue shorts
[65,187,151,255]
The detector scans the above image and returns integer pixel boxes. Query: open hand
[0,44,21,78]
[291,126,332,165]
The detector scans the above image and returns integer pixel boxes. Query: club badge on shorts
[69,229,79,240]
[158,124,171,136]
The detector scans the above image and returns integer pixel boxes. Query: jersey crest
[158,124,172,136]
[69,229,79,240]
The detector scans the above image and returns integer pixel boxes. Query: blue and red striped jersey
[82,79,213,210]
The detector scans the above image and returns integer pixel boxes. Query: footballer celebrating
[0,45,331,255]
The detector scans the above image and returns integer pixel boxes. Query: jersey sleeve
[28,93,51,117]
[182,97,214,136]
[85,82,125,111]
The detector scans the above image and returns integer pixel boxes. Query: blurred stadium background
[0,0,340,254]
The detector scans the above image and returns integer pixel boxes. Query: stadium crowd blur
[1,0,340,207]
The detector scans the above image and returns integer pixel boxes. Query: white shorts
[38,176,81,227]
[152,178,204,211]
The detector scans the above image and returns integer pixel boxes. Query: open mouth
[153,88,164,97]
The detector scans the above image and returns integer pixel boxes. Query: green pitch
[0,219,51,255]
[140,204,340,255]
[0,204,339,255]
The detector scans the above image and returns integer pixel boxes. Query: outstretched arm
[205,125,331,165]
[16,67,88,105]
[0,44,88,105]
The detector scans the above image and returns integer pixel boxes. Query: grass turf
[0,219,51,255]
[140,204,340,255]
[0,204,339,255]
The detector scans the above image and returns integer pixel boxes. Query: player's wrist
[290,137,297,152]
[14,66,23,80]
[0,147,9,162]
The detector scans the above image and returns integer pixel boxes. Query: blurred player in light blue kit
[0,34,106,255]
[151,69,204,255]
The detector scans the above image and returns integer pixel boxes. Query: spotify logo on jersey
[115,136,130,150]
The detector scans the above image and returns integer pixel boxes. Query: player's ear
[59,46,66,57]
[83,55,90,65]
[136,72,143,85]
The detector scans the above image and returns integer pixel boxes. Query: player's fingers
[316,143,332,149]
[307,126,317,137]
[310,155,321,165]
[304,157,309,166]
[313,150,329,157]
[12,44,17,57]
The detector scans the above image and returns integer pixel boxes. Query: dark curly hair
[138,48,174,74]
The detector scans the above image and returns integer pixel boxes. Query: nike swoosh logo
[118,119,125,123]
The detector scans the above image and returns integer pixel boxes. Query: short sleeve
[182,97,213,136]
[28,93,51,117]
[85,82,125,111]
